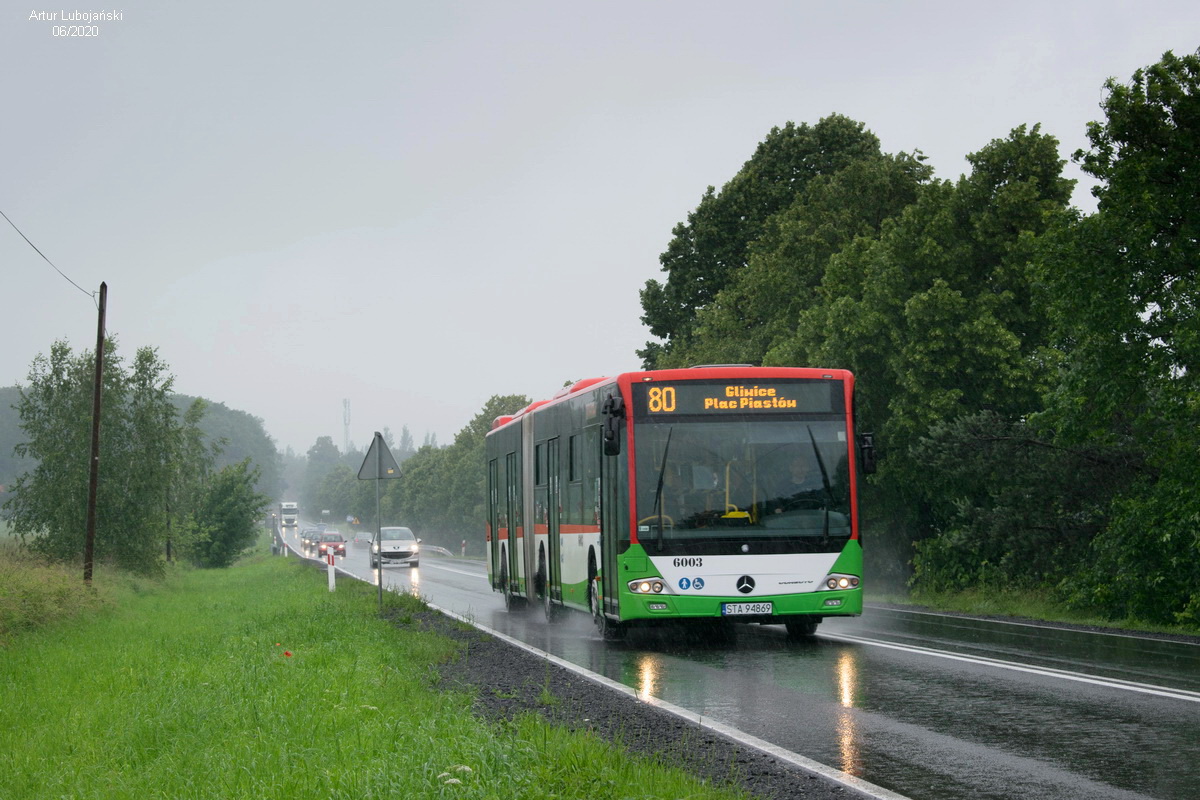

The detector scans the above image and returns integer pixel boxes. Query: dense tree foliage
[189,459,271,568]
[630,50,1199,626]
[639,115,887,367]
[1034,49,1200,624]
[4,341,180,573]
[303,436,342,508]
[170,395,282,500]
[2,340,267,574]
[670,151,933,369]
[908,412,1138,591]
[787,124,1076,585]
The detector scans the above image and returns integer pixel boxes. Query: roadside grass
[875,587,1200,637]
[0,533,133,645]
[0,552,749,800]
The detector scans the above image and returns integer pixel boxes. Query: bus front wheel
[785,618,819,639]
[589,575,624,640]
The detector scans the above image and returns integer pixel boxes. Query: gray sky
[4,1,1197,455]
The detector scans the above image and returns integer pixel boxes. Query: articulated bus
[485,366,875,640]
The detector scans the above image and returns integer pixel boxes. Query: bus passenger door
[600,429,621,617]
[505,451,519,592]
[546,438,561,600]
[487,459,499,588]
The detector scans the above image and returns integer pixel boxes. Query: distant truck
[279,502,299,527]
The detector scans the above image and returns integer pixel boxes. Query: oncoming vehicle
[300,527,321,549]
[316,531,346,558]
[371,526,420,568]
[484,366,875,640]
[279,501,299,528]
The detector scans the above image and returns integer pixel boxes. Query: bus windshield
[633,417,852,555]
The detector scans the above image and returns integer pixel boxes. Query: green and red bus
[485,366,874,639]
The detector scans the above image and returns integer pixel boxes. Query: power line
[1,208,97,304]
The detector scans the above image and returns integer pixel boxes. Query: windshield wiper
[651,428,674,552]
[806,426,832,540]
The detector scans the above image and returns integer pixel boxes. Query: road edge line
[427,599,910,800]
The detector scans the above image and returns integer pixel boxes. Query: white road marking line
[864,604,1200,645]
[426,601,912,800]
[419,561,488,579]
[822,631,1200,703]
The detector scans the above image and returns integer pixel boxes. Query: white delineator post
[327,552,336,591]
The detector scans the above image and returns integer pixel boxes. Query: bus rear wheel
[539,564,561,623]
[501,557,524,612]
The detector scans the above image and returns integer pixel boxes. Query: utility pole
[84,282,106,585]
[343,399,351,453]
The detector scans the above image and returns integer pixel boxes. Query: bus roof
[487,366,853,434]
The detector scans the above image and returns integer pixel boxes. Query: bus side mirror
[857,432,877,475]
[601,394,624,456]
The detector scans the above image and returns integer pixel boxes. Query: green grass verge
[0,552,748,800]
[0,537,132,645]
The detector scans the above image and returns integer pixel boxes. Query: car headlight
[372,544,379,552]
[411,544,419,552]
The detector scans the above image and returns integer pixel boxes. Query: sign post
[357,431,402,609]
[327,551,336,591]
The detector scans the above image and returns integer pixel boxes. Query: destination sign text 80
[634,381,838,417]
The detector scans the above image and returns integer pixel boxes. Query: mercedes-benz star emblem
[736,575,755,594]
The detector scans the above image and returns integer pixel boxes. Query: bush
[1067,475,1200,625]
[0,540,114,643]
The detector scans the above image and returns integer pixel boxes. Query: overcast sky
[3,1,1197,456]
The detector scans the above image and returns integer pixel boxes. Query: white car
[371,526,420,568]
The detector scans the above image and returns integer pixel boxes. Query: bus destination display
[634,381,838,417]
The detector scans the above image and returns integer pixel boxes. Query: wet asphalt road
[286,529,1200,800]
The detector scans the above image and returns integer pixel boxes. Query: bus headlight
[820,573,860,591]
[628,578,666,594]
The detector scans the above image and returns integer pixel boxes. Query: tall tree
[189,459,270,568]
[397,425,415,461]
[171,395,282,500]
[165,398,218,562]
[639,115,884,367]
[1037,49,1200,623]
[672,151,931,367]
[302,435,341,509]
[3,340,210,575]
[766,125,1075,587]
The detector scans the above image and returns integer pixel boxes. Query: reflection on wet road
[281,528,1200,800]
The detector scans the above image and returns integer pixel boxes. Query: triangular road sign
[357,431,402,480]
